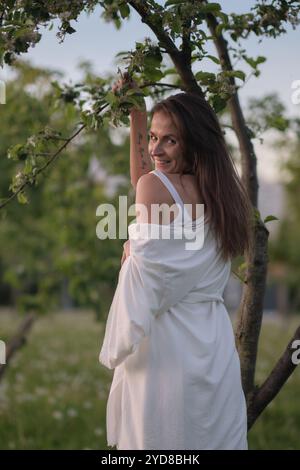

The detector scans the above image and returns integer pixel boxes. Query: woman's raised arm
[129,107,153,189]
[112,73,153,189]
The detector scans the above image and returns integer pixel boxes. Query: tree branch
[128,0,203,96]
[0,123,86,210]
[181,4,192,64]
[247,325,300,429]
[141,81,180,90]
[0,313,36,382]
[206,12,258,207]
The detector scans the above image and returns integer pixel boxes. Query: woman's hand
[112,72,146,112]
[112,71,139,94]
[120,240,131,267]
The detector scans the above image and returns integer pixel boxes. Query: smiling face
[148,110,188,174]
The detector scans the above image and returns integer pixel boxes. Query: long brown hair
[150,92,253,261]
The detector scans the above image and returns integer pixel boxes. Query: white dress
[99,169,248,450]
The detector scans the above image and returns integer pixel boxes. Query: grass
[0,308,299,449]
[0,309,113,450]
[247,313,300,450]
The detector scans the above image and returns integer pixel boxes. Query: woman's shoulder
[135,172,175,224]
[136,172,174,204]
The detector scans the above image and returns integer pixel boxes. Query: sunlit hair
[150,92,254,261]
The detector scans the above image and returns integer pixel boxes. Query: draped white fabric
[99,219,248,450]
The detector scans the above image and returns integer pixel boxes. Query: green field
[0,309,299,450]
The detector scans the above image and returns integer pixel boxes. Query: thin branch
[0,103,109,210]
[0,313,36,382]
[0,123,86,210]
[232,269,247,285]
[206,11,259,207]
[141,81,181,90]
[181,4,192,64]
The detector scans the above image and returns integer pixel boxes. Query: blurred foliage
[269,119,300,312]
[0,61,132,319]
[0,1,299,316]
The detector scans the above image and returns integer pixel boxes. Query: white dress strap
[150,169,185,212]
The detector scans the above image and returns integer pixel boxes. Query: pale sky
[1,0,299,182]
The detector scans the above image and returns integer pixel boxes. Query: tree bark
[206,11,300,427]
[0,313,36,382]
[206,12,270,399]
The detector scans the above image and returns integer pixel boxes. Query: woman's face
[148,110,186,174]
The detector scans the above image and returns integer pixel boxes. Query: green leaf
[210,95,227,113]
[7,143,28,161]
[238,261,247,273]
[200,3,221,13]
[233,70,246,81]
[219,12,229,24]
[113,17,122,30]
[264,215,279,223]
[243,56,256,68]
[195,71,216,83]
[243,55,266,69]
[115,50,130,58]
[256,56,266,65]
[119,2,130,19]
[205,55,220,65]
[266,115,289,132]
[66,25,76,35]
[215,23,225,36]
[162,67,177,75]
[105,91,118,106]
[253,208,261,221]
[165,0,186,6]
[24,159,33,175]
[144,67,163,81]
[17,191,28,204]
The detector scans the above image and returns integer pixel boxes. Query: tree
[0,0,300,430]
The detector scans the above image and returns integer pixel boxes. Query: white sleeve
[99,232,203,370]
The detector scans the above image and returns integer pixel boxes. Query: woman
[99,75,253,450]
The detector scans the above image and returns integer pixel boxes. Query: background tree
[0,61,131,322]
[1,0,300,429]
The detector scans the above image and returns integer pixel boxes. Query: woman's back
[148,170,203,224]
[163,173,202,207]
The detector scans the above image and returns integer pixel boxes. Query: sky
[1,0,299,182]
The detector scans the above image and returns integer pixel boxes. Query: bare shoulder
[136,173,173,203]
[135,173,174,223]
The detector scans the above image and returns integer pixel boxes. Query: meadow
[0,309,299,450]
